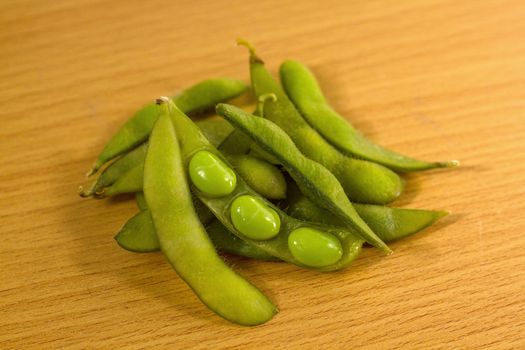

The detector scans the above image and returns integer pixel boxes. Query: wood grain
[1,0,524,348]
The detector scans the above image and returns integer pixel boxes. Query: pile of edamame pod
[79,40,458,326]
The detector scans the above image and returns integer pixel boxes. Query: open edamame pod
[280,60,459,172]
[115,210,277,260]
[143,101,276,326]
[286,189,448,242]
[237,40,402,204]
[164,97,363,270]
[216,103,391,254]
[87,78,248,176]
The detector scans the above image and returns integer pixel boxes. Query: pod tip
[441,160,460,168]
[155,96,170,105]
[78,186,89,198]
[236,38,263,64]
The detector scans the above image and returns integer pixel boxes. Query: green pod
[287,191,448,242]
[195,118,234,148]
[216,103,391,254]
[99,163,143,197]
[115,210,277,260]
[164,98,363,270]
[143,104,276,326]
[229,155,287,200]
[135,192,148,211]
[238,41,402,204]
[79,143,148,197]
[280,60,459,172]
[87,79,248,176]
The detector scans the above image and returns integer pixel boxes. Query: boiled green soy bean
[230,195,281,240]
[288,227,343,267]
[280,60,459,172]
[165,97,363,270]
[189,151,237,197]
[87,79,248,176]
[238,40,402,204]
[216,103,391,254]
[143,101,276,326]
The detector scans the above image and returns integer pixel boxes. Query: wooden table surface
[2,0,525,348]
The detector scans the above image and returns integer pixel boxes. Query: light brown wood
[1,0,524,348]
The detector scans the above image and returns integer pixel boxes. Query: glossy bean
[87,79,248,176]
[280,60,459,172]
[216,103,391,254]
[143,101,276,326]
[288,227,343,267]
[237,40,402,204]
[166,97,363,270]
[189,151,237,197]
[230,195,281,240]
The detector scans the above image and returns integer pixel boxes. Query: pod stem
[256,93,277,117]
[236,38,264,64]
[86,161,102,177]
[438,160,460,168]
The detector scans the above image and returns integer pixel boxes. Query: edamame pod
[280,60,459,172]
[144,102,276,326]
[79,143,148,197]
[115,210,277,260]
[135,192,148,211]
[87,79,248,176]
[238,40,402,204]
[165,98,363,270]
[99,163,143,197]
[287,191,448,242]
[216,103,391,254]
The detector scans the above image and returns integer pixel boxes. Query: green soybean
[229,155,287,199]
[166,97,363,271]
[280,60,459,172]
[237,40,402,204]
[189,151,237,197]
[144,100,276,326]
[87,79,248,176]
[216,103,391,254]
[230,195,281,240]
[288,227,343,267]
[115,210,277,260]
[287,190,448,242]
